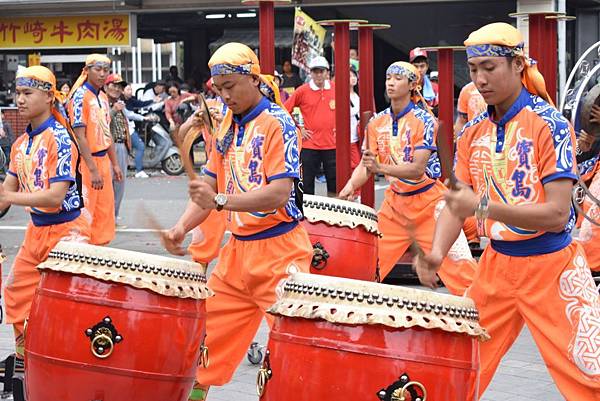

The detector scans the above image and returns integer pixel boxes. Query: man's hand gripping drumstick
[138,204,187,256]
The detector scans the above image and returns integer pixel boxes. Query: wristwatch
[474,195,490,220]
[214,193,228,211]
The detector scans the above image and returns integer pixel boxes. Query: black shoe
[0,355,24,374]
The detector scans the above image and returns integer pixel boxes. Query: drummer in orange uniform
[339,61,476,296]
[0,66,90,359]
[162,43,313,401]
[416,23,600,400]
[67,54,122,245]
[454,81,487,136]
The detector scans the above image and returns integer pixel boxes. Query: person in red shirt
[285,56,337,196]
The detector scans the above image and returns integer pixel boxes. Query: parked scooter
[131,106,184,176]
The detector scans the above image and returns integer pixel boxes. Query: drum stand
[0,355,25,401]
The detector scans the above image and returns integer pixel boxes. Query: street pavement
[0,174,566,400]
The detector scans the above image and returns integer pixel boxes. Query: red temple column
[241,0,291,75]
[510,11,575,104]
[356,23,390,207]
[318,19,367,193]
[422,46,464,176]
[529,13,557,102]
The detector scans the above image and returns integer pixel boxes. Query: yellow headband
[16,65,57,94]
[85,53,111,69]
[208,42,260,77]
[68,53,111,99]
[386,62,419,83]
[465,22,554,106]
[16,66,73,131]
[208,42,288,150]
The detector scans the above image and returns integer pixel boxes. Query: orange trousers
[188,211,227,265]
[377,181,477,296]
[81,154,115,245]
[196,225,312,386]
[467,242,600,400]
[577,166,600,272]
[4,215,90,357]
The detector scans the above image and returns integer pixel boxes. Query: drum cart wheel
[247,342,265,365]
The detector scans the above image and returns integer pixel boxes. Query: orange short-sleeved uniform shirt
[8,115,83,226]
[204,97,302,237]
[457,82,487,122]
[67,82,112,155]
[455,88,577,254]
[366,102,441,195]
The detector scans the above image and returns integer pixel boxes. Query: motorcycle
[131,105,184,176]
[0,146,10,219]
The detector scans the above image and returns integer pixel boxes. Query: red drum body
[302,195,379,281]
[259,273,488,401]
[25,242,212,401]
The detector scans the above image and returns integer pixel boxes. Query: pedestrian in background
[0,110,15,168]
[285,56,337,196]
[105,74,130,224]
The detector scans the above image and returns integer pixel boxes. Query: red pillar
[334,22,352,193]
[437,48,455,166]
[528,13,557,103]
[258,1,275,74]
[319,19,367,193]
[358,26,375,207]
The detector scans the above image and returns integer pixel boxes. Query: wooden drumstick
[436,121,458,191]
[138,203,166,236]
[198,93,214,134]
[174,94,215,181]
[173,127,198,181]
[138,204,188,255]
[360,110,373,149]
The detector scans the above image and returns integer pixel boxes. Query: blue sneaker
[317,174,327,183]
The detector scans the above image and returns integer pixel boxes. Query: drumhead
[303,195,379,234]
[39,241,212,300]
[269,272,488,340]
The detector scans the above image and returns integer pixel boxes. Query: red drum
[259,273,488,401]
[302,195,379,281]
[24,242,213,401]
